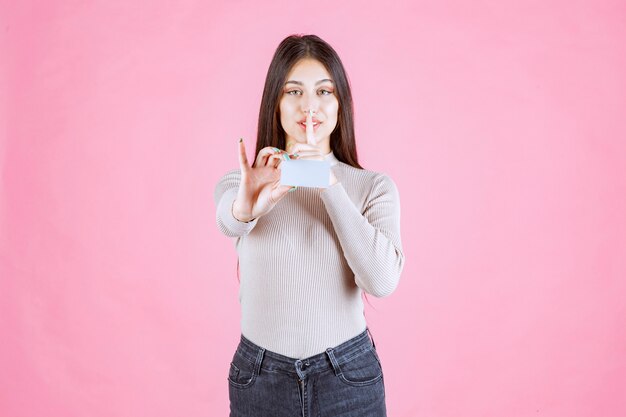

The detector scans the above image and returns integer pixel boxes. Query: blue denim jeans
[227,327,387,417]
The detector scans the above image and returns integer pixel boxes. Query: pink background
[1,1,625,416]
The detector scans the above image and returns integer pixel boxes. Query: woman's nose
[302,97,319,114]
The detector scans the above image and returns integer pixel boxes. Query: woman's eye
[285,89,332,96]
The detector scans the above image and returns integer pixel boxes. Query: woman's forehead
[286,59,332,82]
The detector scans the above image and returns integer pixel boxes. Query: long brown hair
[254,34,363,169]
[238,34,375,308]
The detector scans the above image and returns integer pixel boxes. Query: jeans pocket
[227,351,258,389]
[337,347,384,387]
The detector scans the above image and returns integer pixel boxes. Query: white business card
[280,159,331,188]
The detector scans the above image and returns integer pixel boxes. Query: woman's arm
[214,169,259,237]
[320,173,405,297]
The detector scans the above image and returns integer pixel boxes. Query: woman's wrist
[232,200,255,223]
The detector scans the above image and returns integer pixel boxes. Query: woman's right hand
[232,138,296,222]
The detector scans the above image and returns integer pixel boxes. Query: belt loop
[367,327,376,349]
[325,348,341,376]
[254,347,265,375]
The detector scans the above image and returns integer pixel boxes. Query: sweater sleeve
[320,173,405,298]
[214,168,259,238]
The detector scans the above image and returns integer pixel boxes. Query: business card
[280,159,331,188]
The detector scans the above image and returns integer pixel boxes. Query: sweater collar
[323,150,338,166]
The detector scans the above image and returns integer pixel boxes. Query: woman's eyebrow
[284,79,335,86]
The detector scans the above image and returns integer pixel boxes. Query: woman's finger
[273,183,297,200]
[306,109,317,145]
[253,146,282,168]
[238,138,250,173]
[288,148,322,156]
[289,143,321,155]
[291,154,323,161]
[266,153,288,168]
[289,150,321,159]
[267,149,293,167]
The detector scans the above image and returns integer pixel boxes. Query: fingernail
[289,186,297,192]
[293,153,299,158]
[273,147,280,152]
[239,137,243,143]
[283,154,291,161]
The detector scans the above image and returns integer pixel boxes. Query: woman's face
[279,58,339,154]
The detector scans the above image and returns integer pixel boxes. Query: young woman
[214,34,404,417]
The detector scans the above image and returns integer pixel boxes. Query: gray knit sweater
[214,151,404,359]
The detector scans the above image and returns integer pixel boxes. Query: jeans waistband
[235,327,377,380]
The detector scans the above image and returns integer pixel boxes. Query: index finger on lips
[306,109,317,146]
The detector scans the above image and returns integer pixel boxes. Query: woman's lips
[299,122,321,131]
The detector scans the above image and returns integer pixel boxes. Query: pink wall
[1,1,625,416]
